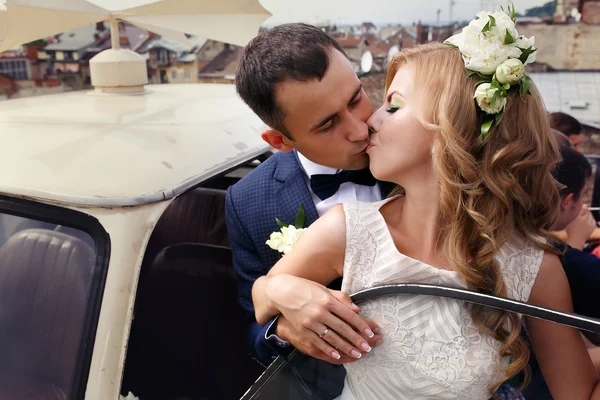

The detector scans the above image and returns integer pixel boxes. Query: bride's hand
[266,274,381,360]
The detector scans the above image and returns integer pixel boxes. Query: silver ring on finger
[319,327,330,338]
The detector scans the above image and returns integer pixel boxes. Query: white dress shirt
[296,152,382,216]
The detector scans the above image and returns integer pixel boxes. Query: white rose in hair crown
[266,204,306,256]
[444,3,536,138]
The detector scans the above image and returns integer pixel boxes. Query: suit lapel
[273,151,319,227]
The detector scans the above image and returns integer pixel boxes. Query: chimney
[118,21,129,46]
[417,20,423,44]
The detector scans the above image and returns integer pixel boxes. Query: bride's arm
[527,252,600,400]
[252,204,347,323]
[252,204,379,360]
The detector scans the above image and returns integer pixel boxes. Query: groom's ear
[261,129,295,152]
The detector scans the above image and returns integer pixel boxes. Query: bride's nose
[367,107,384,133]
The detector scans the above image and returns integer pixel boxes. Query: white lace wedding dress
[338,199,543,400]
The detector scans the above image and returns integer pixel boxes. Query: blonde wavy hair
[385,43,561,395]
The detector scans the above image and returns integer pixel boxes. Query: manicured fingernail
[331,351,341,360]
[376,339,383,346]
[351,350,362,359]
[361,342,371,352]
[365,328,374,338]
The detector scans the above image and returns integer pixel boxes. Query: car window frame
[241,283,600,400]
[0,194,111,400]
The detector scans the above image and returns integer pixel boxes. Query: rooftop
[518,23,600,70]
[530,72,600,128]
[200,46,242,75]
[137,36,191,55]
[45,22,108,51]
[335,36,365,48]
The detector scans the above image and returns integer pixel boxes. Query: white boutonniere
[266,204,306,256]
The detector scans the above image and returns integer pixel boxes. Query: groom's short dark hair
[236,23,345,138]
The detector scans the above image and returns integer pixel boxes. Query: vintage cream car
[0,83,273,400]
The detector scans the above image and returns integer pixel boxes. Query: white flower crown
[444,4,537,138]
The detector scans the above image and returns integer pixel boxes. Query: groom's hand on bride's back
[274,290,383,364]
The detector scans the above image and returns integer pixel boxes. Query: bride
[251,8,600,399]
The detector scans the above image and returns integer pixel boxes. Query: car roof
[0,83,269,207]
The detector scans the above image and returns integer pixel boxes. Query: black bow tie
[310,168,377,201]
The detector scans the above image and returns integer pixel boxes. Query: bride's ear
[261,129,295,152]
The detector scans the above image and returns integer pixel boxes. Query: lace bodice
[339,199,543,400]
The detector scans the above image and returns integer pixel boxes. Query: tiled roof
[335,36,365,48]
[366,41,391,57]
[45,22,108,51]
[177,53,197,63]
[137,36,191,55]
[199,46,241,75]
[530,72,600,128]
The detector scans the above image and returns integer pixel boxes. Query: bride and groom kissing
[226,9,600,400]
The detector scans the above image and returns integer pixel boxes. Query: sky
[259,0,550,26]
[88,0,549,26]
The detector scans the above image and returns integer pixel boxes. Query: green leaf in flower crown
[477,72,493,82]
[491,90,500,109]
[490,80,507,97]
[481,118,494,139]
[482,15,496,34]
[519,46,537,65]
[294,204,305,229]
[510,3,517,23]
[520,75,532,98]
[467,70,478,78]
[276,218,288,229]
[446,42,458,49]
[495,111,504,123]
[505,29,515,45]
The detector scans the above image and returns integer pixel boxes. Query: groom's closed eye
[310,84,364,133]
[320,116,338,132]
[349,88,363,107]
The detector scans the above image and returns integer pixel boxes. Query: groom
[226,23,390,368]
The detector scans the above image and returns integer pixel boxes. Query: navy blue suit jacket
[226,151,322,366]
[226,150,392,366]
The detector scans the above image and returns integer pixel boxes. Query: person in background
[551,128,595,252]
[552,129,574,149]
[524,145,600,399]
[550,141,596,250]
[550,146,599,321]
[550,112,583,151]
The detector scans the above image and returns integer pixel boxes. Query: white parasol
[0,0,271,52]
